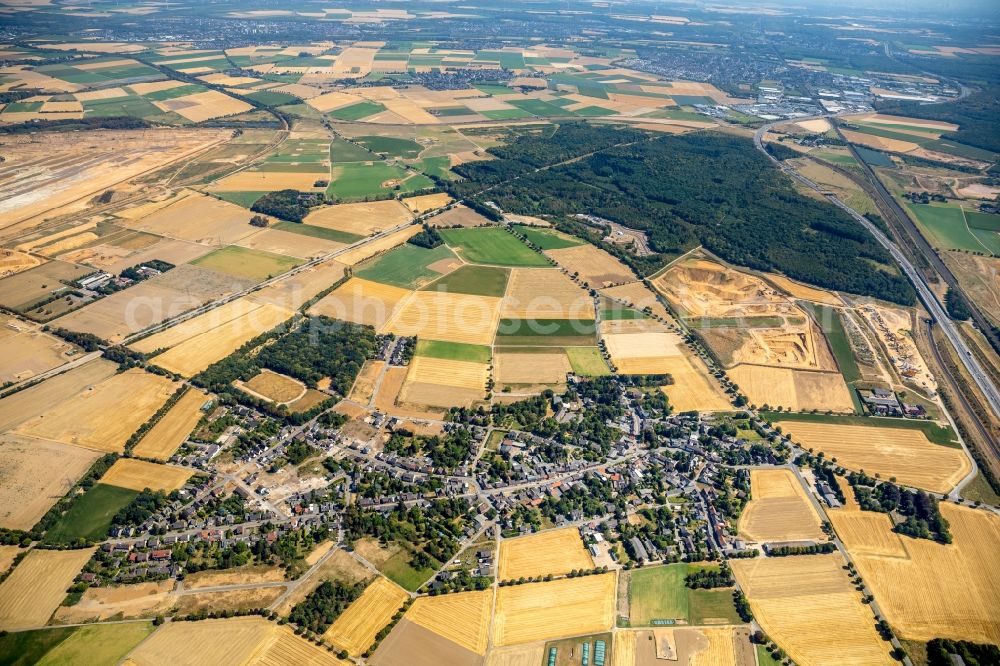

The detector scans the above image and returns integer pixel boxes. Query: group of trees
[685,563,734,589]
[111,489,173,528]
[945,287,972,320]
[926,638,1000,666]
[848,472,952,543]
[383,428,476,471]
[453,125,915,305]
[407,224,443,248]
[249,189,315,222]
[767,542,837,557]
[288,580,365,634]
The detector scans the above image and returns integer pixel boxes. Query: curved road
[754,120,1000,419]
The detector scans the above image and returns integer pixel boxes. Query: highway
[754,120,1000,419]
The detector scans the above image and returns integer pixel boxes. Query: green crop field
[439,227,551,266]
[381,549,437,591]
[801,304,861,384]
[508,98,574,117]
[412,156,453,180]
[496,317,596,346]
[627,563,689,625]
[213,191,267,208]
[566,347,611,376]
[244,90,299,106]
[415,339,492,363]
[601,306,648,320]
[688,588,741,625]
[481,108,532,120]
[908,203,993,253]
[43,483,138,544]
[0,627,78,666]
[274,221,363,244]
[355,243,455,288]
[327,163,432,200]
[35,622,155,666]
[966,211,1000,232]
[760,411,959,446]
[192,245,302,281]
[327,100,386,121]
[356,135,423,158]
[422,264,509,296]
[329,138,373,162]
[514,225,583,250]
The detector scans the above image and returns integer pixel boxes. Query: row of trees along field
[451,125,915,305]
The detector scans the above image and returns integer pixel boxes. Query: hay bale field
[14,369,177,453]
[492,573,616,646]
[146,302,293,377]
[738,469,825,543]
[325,576,409,656]
[304,200,413,236]
[774,421,971,493]
[385,291,502,345]
[0,434,99,530]
[730,555,893,666]
[545,244,634,287]
[495,351,571,385]
[830,504,1000,644]
[730,366,854,413]
[309,278,413,329]
[405,589,493,655]
[497,528,594,580]
[100,458,192,492]
[132,388,209,459]
[0,547,95,630]
[501,268,594,319]
[0,359,117,432]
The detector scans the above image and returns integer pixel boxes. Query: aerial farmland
[0,2,997,664]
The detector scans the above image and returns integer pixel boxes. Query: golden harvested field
[831,504,1000,644]
[15,369,177,453]
[132,297,260,353]
[738,469,825,543]
[763,273,842,305]
[308,278,413,329]
[132,387,209,459]
[0,434,98,530]
[0,546,20,574]
[304,200,413,235]
[274,548,372,617]
[487,644,546,666]
[155,90,253,122]
[657,355,731,412]
[840,129,919,154]
[495,351,571,385]
[730,366,854,413]
[100,458,192,492]
[208,169,325,192]
[128,617,307,666]
[492,573,616,646]
[774,421,971,493]
[325,577,409,655]
[406,590,492,655]
[545,244,634,287]
[0,547,94,630]
[239,227,345,259]
[600,281,672,321]
[146,303,293,377]
[425,205,493,228]
[498,528,594,580]
[404,355,488,390]
[385,291,502,345]
[402,192,453,214]
[184,566,286,590]
[238,369,306,403]
[730,555,894,666]
[501,268,594,319]
[399,381,483,409]
[348,360,385,404]
[121,190,259,245]
[255,624,352,666]
[0,358,117,432]
[0,316,74,384]
[336,226,419,266]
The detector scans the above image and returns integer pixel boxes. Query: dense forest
[452,126,914,305]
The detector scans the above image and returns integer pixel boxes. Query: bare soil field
[15,369,178,453]
[730,555,894,666]
[501,268,594,319]
[399,382,483,409]
[183,565,286,589]
[545,244,634,287]
[402,192,453,214]
[495,351,571,385]
[133,387,209,459]
[173,586,286,617]
[857,304,936,392]
[761,273,842,306]
[121,190,260,245]
[657,355,732,412]
[830,503,1000,644]
[738,469,825,543]
[0,433,99,530]
[52,580,176,624]
[304,200,413,235]
[0,358,117,432]
[371,618,481,666]
[155,90,253,122]
[426,204,493,228]
[237,369,306,404]
[0,547,95,630]
[347,360,385,405]
[100,458,192,492]
[492,573,616,646]
[239,227,345,259]
[385,291,502,345]
[406,589,493,655]
[774,421,971,493]
[0,315,75,383]
[147,302,293,377]
[498,528,594,580]
[0,129,228,231]
[325,576,409,655]
[729,366,854,413]
[308,278,413,329]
